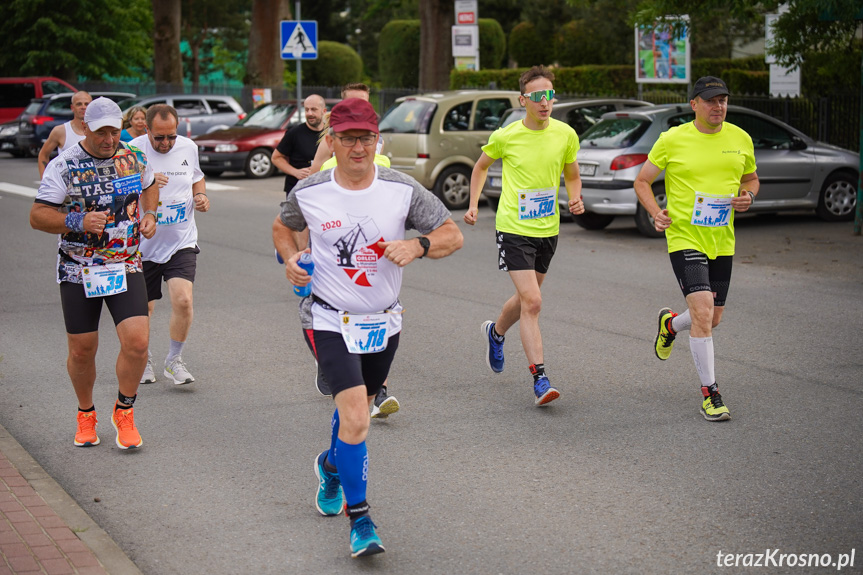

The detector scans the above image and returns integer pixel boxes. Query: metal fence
[79,81,860,151]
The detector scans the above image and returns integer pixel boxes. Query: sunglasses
[152,134,178,142]
[523,89,555,102]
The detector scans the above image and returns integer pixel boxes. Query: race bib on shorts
[82,264,127,298]
[518,188,556,220]
[339,312,389,354]
[691,192,733,227]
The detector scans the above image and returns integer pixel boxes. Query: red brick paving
[0,452,107,575]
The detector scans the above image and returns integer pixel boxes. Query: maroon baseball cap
[329,98,378,133]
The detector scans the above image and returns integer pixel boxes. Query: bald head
[303,94,326,130]
[71,91,92,121]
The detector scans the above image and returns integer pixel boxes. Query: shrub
[478,19,506,70]
[301,41,363,86]
[378,20,420,88]
[509,22,552,68]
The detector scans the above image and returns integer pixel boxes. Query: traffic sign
[281,20,318,60]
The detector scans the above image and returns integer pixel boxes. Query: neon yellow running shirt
[648,121,756,258]
[482,117,579,238]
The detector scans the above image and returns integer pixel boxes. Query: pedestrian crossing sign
[281,21,318,60]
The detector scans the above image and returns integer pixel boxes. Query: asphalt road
[1,154,862,574]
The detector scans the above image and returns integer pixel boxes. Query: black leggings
[60,271,148,334]
[303,329,400,398]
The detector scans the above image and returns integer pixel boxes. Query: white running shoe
[164,356,195,385]
[141,352,156,384]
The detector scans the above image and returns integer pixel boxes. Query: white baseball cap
[84,97,123,131]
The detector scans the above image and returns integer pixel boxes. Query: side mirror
[791,136,807,150]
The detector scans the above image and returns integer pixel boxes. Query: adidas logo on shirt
[181,160,189,166]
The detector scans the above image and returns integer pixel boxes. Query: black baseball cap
[690,76,730,100]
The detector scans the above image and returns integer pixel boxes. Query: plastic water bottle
[293,252,314,297]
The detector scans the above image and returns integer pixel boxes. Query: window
[727,112,794,149]
[443,102,472,131]
[580,118,651,149]
[46,97,73,115]
[474,99,511,131]
[564,105,615,135]
[174,99,207,116]
[379,100,437,134]
[0,83,36,107]
[207,99,236,114]
[239,103,296,129]
[41,81,70,95]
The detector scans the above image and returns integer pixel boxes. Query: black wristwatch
[417,236,430,258]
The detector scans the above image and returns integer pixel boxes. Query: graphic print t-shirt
[36,142,156,284]
[279,166,451,334]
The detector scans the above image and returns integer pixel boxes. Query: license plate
[200,155,210,162]
[579,164,596,177]
[490,177,501,188]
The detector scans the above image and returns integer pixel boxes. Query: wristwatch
[745,190,755,201]
[417,236,430,258]
[143,210,158,220]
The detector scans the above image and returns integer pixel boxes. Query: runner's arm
[464,152,495,225]
[309,138,332,173]
[634,160,671,230]
[562,161,584,214]
[139,180,160,239]
[731,171,760,212]
[37,126,64,178]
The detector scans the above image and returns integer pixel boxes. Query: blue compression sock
[334,438,368,507]
[324,409,339,473]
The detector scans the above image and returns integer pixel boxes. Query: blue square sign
[281,21,318,60]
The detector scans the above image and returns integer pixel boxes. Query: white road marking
[0,182,38,198]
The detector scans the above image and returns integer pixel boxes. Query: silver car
[575,104,859,237]
[481,98,652,218]
[118,94,246,137]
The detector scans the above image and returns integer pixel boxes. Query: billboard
[635,17,690,84]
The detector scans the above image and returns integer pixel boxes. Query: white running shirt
[58,122,85,153]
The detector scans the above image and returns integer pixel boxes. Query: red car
[193,98,340,179]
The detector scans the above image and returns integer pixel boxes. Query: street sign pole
[296,2,302,110]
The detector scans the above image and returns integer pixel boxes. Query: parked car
[0,121,23,157]
[0,76,76,124]
[574,104,859,237]
[193,98,340,178]
[16,91,136,157]
[481,98,652,216]
[118,94,246,138]
[378,90,522,209]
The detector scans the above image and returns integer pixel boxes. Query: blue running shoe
[534,376,560,406]
[350,516,385,558]
[314,451,344,516]
[481,320,504,373]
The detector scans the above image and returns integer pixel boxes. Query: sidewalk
[0,423,142,575]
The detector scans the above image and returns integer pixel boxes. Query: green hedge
[478,19,506,70]
[724,69,769,95]
[300,41,363,86]
[508,22,552,68]
[378,20,420,88]
[451,65,633,95]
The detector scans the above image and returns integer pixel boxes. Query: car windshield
[237,103,296,129]
[379,100,436,133]
[580,117,651,148]
[23,102,42,115]
[117,98,136,111]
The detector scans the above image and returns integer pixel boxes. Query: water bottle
[293,252,314,297]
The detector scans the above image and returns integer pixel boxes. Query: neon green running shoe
[654,307,677,361]
[701,385,731,421]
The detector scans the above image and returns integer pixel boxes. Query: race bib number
[82,264,127,298]
[157,199,189,226]
[518,188,556,220]
[691,192,733,227]
[339,312,389,354]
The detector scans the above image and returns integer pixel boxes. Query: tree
[246,0,292,87]
[153,0,183,86]
[419,0,453,90]
[0,0,152,81]
[181,0,250,88]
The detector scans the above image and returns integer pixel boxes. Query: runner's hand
[84,211,108,234]
[463,207,478,225]
[155,173,169,188]
[140,212,157,239]
[653,209,672,232]
[378,239,422,267]
[194,193,210,212]
[568,197,585,215]
[731,189,753,212]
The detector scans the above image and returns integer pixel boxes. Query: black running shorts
[142,247,199,301]
[60,271,149,334]
[668,249,733,307]
[496,231,558,273]
[303,329,400,398]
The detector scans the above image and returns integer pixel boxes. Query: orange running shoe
[112,403,142,449]
[74,411,100,447]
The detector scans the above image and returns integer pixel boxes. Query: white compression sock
[689,336,715,387]
[672,309,692,333]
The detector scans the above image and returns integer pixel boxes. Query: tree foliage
[509,22,553,67]
[0,0,152,81]
[181,0,250,86]
[302,41,364,86]
[378,20,421,87]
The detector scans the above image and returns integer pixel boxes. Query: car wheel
[634,184,667,238]
[572,212,614,230]
[244,148,274,178]
[816,172,856,222]
[486,196,499,212]
[434,165,471,210]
